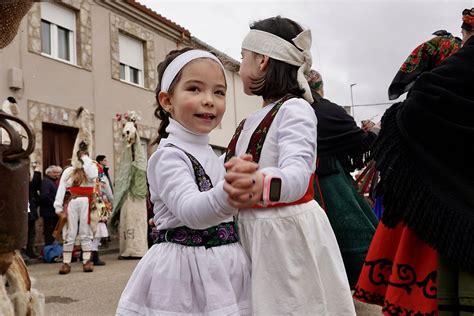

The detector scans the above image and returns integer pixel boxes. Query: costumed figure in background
[354,23,474,315]
[90,160,113,266]
[53,107,98,274]
[109,111,148,259]
[306,70,380,288]
[373,29,462,221]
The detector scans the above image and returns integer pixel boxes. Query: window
[40,2,76,64]
[41,20,51,54]
[119,33,144,86]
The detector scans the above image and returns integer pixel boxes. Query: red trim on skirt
[354,222,438,315]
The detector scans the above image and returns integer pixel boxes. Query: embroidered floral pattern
[151,222,238,248]
[382,300,436,316]
[166,143,213,192]
[354,286,437,316]
[364,258,437,299]
[400,35,460,73]
[225,95,294,163]
[152,144,238,248]
[224,119,246,163]
[354,257,438,316]
[353,285,385,305]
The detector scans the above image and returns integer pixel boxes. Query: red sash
[225,95,315,208]
[67,186,94,224]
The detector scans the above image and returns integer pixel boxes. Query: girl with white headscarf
[224,16,355,315]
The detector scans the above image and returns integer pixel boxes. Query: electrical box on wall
[7,67,23,90]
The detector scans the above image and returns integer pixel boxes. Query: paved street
[28,252,381,315]
[28,253,139,316]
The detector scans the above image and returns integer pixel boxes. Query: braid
[152,106,170,145]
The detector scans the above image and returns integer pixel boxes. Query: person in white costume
[223,16,356,315]
[54,107,98,274]
[116,48,260,315]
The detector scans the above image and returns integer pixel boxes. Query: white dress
[117,119,251,316]
[235,98,356,315]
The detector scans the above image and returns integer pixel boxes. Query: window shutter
[41,2,75,31]
[119,33,144,71]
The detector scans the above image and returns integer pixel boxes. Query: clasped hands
[223,154,264,209]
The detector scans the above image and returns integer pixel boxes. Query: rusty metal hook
[0,110,35,161]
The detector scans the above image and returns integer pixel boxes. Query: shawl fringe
[336,147,372,174]
[317,147,371,176]
[374,103,474,272]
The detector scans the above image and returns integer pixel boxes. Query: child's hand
[224,154,256,173]
[224,154,258,199]
[224,153,258,189]
[223,154,263,208]
[224,172,264,209]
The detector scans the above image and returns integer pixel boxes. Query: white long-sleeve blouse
[148,119,236,230]
[234,97,318,204]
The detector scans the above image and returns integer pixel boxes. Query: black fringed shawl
[311,94,376,175]
[373,36,474,271]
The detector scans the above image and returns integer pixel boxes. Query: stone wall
[27,0,93,71]
[109,14,156,90]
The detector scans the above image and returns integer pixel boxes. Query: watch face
[269,178,282,202]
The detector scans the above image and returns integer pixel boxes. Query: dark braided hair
[152,47,194,145]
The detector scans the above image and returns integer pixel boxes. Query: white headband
[160,49,226,92]
[242,29,314,103]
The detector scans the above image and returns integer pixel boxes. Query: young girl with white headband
[116,48,260,315]
[223,16,356,314]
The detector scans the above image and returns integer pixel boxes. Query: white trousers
[63,197,93,252]
[91,237,101,251]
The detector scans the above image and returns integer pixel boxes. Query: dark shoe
[92,251,106,266]
[83,260,94,272]
[59,263,71,275]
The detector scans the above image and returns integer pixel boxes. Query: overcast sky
[138,0,472,123]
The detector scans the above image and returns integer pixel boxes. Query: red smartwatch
[262,174,282,206]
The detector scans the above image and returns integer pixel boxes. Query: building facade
[0,0,260,180]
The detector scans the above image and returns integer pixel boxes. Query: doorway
[42,122,78,171]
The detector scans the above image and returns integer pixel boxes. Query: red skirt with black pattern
[353,222,438,315]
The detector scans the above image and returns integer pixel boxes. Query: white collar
[165,118,209,147]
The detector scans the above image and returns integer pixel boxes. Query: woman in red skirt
[354,13,474,315]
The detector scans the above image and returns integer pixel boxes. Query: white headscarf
[242,29,313,103]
